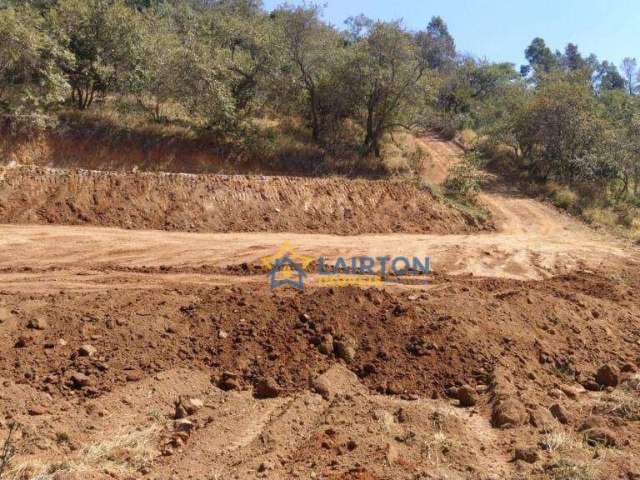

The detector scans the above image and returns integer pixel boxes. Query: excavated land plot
[1,136,640,479]
[1,271,640,479]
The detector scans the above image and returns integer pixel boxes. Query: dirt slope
[0,165,488,234]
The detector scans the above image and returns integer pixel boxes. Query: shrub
[614,203,637,228]
[546,182,579,210]
[443,160,484,204]
[582,208,617,227]
[455,128,478,149]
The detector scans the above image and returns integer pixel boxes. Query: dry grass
[6,424,162,480]
[582,207,618,227]
[540,431,576,454]
[545,459,598,480]
[596,384,640,421]
[545,182,579,211]
[455,128,479,150]
[382,131,428,176]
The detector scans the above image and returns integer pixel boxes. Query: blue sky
[263,0,640,68]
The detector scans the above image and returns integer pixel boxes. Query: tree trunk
[308,87,320,142]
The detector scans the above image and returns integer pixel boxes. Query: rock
[254,377,281,399]
[318,334,334,355]
[27,406,46,416]
[492,398,528,428]
[582,380,601,392]
[69,372,91,389]
[578,416,608,432]
[312,364,366,400]
[514,447,539,464]
[217,371,241,391]
[184,397,204,414]
[334,336,357,362]
[218,330,229,339]
[174,396,203,419]
[549,404,569,425]
[583,427,617,447]
[457,385,477,407]
[78,344,97,357]
[14,336,30,348]
[174,419,194,433]
[529,408,556,432]
[559,385,581,400]
[125,370,144,382]
[595,364,620,388]
[27,318,48,330]
[476,384,489,394]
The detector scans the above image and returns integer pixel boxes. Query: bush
[582,208,617,227]
[455,128,478,149]
[443,160,484,204]
[614,203,637,228]
[546,182,579,210]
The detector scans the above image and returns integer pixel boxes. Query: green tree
[524,37,557,75]
[342,20,428,157]
[415,16,456,70]
[0,5,70,113]
[275,3,338,142]
[596,61,626,92]
[198,2,282,113]
[48,0,146,109]
[515,74,605,182]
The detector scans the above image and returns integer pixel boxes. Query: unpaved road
[1,136,638,292]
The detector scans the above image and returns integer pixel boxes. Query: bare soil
[0,135,639,480]
[0,165,488,234]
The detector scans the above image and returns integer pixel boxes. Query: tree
[596,61,626,92]
[0,5,70,113]
[415,16,455,70]
[621,57,637,95]
[524,37,557,74]
[515,74,605,182]
[47,0,146,109]
[341,20,428,157]
[276,4,337,142]
[198,2,282,113]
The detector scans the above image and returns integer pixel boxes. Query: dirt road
[1,137,637,289]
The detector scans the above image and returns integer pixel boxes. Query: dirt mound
[0,165,489,234]
[1,270,640,478]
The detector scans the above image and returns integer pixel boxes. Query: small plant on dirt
[540,431,573,454]
[443,151,487,205]
[423,431,454,467]
[0,422,18,479]
[597,387,640,421]
[545,459,596,480]
[55,431,71,445]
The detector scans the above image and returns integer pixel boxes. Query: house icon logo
[259,242,314,290]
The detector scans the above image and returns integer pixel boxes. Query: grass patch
[7,425,162,480]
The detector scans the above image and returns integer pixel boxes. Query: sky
[262,0,640,68]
